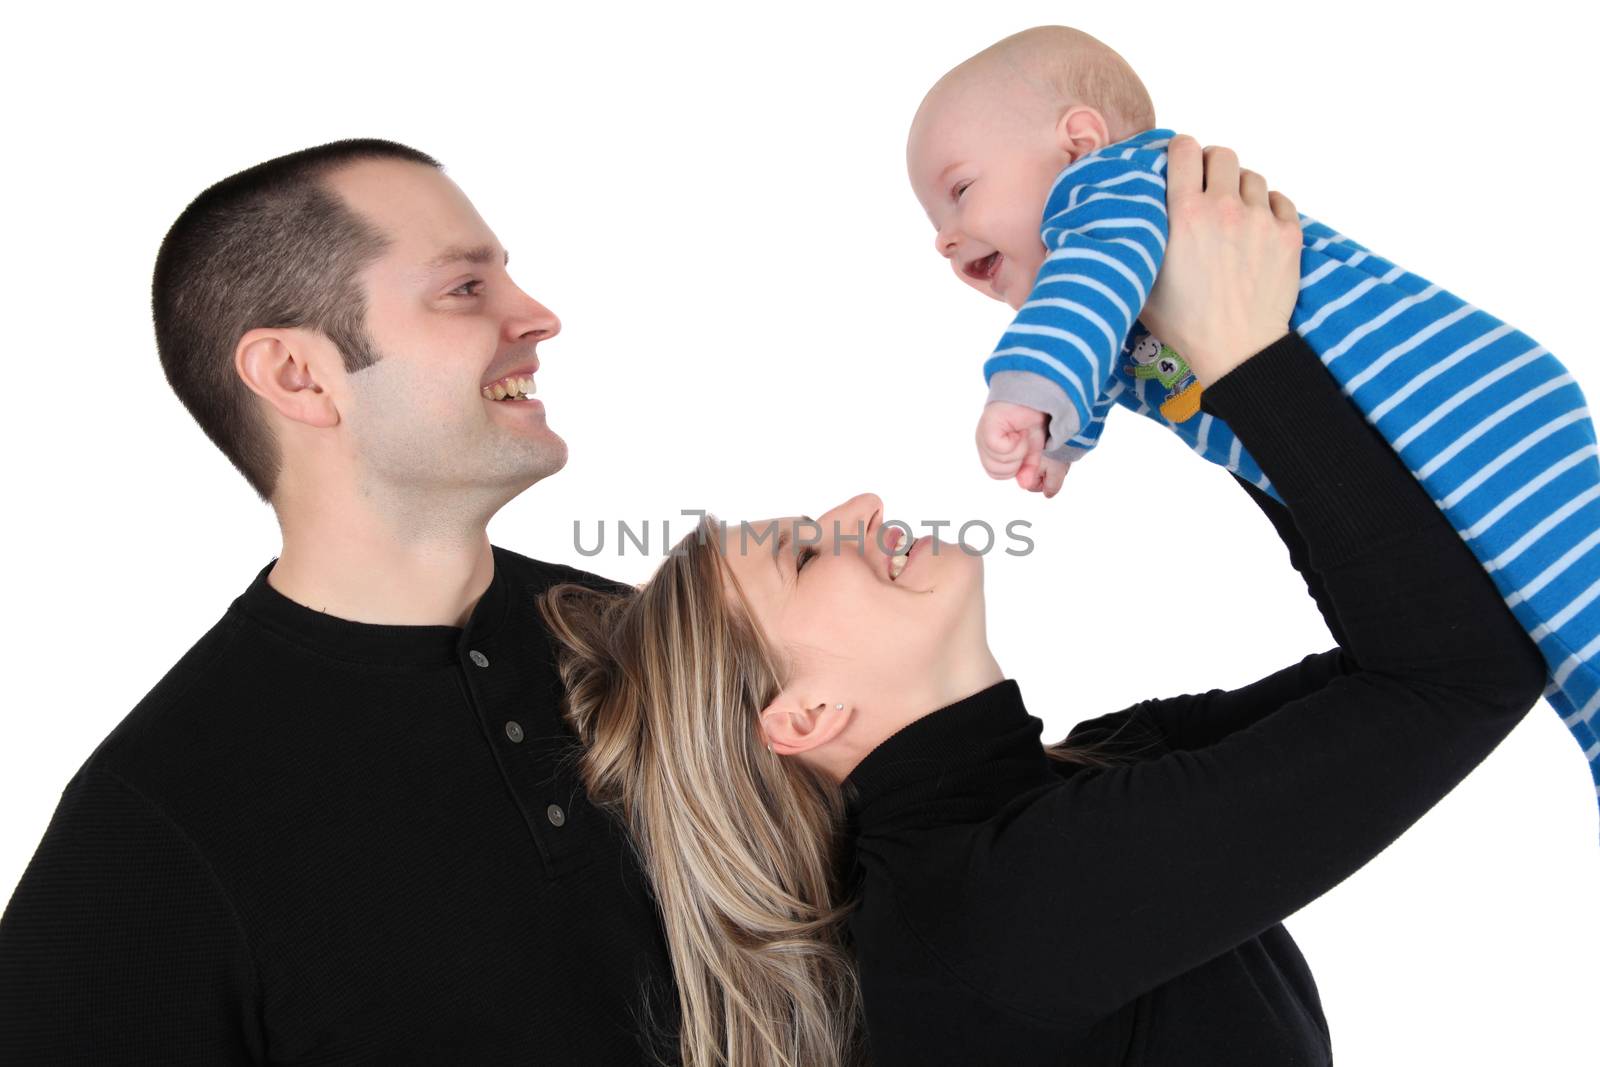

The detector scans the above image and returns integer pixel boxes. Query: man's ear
[759,688,853,756]
[236,327,340,429]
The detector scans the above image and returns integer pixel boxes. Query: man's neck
[268,491,501,629]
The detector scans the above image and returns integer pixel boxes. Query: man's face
[907,81,1072,313]
[322,159,566,504]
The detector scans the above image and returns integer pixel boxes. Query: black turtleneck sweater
[838,330,1549,1067]
[0,547,682,1064]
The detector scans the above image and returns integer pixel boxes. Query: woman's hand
[1138,135,1303,389]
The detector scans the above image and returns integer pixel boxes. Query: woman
[537,139,1548,1067]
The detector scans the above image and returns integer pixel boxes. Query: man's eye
[796,546,818,572]
[449,280,484,297]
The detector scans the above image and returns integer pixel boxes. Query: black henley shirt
[0,547,682,1064]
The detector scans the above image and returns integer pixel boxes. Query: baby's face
[907,83,1075,312]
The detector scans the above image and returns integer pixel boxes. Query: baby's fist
[1018,452,1071,498]
[976,401,1047,479]
[976,402,1071,496]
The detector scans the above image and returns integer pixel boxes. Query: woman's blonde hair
[537,513,1125,1067]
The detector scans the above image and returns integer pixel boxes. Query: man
[0,139,680,1064]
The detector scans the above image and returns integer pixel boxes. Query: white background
[3,1,1596,1061]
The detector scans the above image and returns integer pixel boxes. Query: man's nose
[507,289,561,342]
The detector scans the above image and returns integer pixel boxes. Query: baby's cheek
[1013,249,1045,289]
[1000,199,1044,247]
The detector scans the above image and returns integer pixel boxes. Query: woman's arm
[1061,648,1351,760]
[918,328,1547,1025]
[1061,473,1354,756]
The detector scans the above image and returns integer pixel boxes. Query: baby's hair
[936,25,1156,140]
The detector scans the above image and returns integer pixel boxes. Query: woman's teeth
[482,375,537,401]
[889,543,911,580]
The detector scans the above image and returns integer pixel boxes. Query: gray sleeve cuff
[1042,440,1090,463]
[986,371,1082,454]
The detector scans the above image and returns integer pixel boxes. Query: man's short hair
[151,138,442,502]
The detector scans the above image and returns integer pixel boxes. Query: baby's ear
[1054,106,1112,160]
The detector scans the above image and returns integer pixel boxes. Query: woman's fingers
[1268,189,1297,223]
[1201,144,1240,198]
[1166,133,1203,196]
[1139,134,1301,386]
[1170,137,1271,210]
[1240,167,1268,207]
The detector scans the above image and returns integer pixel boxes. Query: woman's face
[719,492,1003,783]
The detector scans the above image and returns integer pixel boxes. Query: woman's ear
[759,691,853,756]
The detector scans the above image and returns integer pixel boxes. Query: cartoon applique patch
[1129,333,1204,423]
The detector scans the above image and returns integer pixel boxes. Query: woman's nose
[815,493,883,551]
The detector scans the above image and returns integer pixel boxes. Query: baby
[907,26,1600,824]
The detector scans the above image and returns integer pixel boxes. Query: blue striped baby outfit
[982,127,1600,828]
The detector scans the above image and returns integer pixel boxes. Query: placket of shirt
[456,629,598,878]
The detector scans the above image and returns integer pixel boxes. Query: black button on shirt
[0,546,681,1065]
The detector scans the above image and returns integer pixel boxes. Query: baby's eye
[953,180,971,201]
[449,280,484,297]
[796,545,819,572]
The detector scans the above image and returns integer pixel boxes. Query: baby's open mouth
[965,252,1001,282]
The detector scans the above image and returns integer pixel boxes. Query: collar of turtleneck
[840,679,1057,832]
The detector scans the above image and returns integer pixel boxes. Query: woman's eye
[449,280,484,297]
[796,546,818,572]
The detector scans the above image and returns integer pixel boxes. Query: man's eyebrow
[424,244,510,271]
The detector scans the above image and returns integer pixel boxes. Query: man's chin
[473,434,567,497]
[514,439,568,486]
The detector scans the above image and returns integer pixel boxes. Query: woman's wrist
[1189,324,1293,389]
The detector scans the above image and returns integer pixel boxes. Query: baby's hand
[975,402,1071,497]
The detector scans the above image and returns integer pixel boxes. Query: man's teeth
[482,375,537,400]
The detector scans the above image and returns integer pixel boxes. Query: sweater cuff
[1198,331,1446,568]
[986,371,1082,454]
